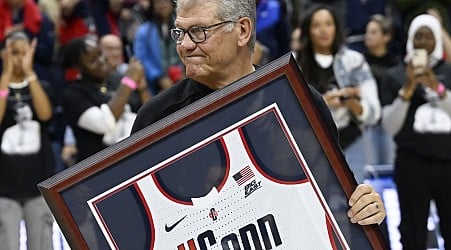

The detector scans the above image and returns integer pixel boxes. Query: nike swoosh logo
[165,215,187,232]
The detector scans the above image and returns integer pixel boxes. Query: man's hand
[347,184,386,225]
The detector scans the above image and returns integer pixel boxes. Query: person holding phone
[380,14,451,249]
[295,5,381,184]
[363,14,400,166]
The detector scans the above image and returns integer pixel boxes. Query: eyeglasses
[170,20,235,45]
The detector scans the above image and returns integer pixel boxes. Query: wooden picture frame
[39,53,387,249]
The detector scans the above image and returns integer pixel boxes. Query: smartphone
[411,49,428,67]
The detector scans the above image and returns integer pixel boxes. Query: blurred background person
[118,0,151,56]
[58,0,96,90]
[290,26,302,53]
[37,0,60,39]
[0,31,55,250]
[133,0,183,95]
[60,36,150,162]
[99,33,150,113]
[296,0,346,29]
[91,0,123,37]
[0,0,69,176]
[380,14,451,249]
[345,0,392,53]
[58,33,149,166]
[0,0,56,85]
[58,0,95,47]
[363,14,399,166]
[99,33,128,75]
[393,0,451,34]
[295,5,381,184]
[91,0,148,62]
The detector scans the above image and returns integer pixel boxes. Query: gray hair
[175,0,256,51]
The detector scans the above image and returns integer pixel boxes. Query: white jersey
[89,105,348,249]
[136,129,340,249]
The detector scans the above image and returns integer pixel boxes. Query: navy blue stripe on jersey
[153,139,229,203]
[240,110,308,183]
[94,184,152,249]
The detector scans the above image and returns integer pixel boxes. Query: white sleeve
[77,104,116,134]
[382,98,410,136]
[355,69,381,126]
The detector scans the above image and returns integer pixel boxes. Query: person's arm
[310,85,338,139]
[64,61,143,135]
[0,44,13,123]
[28,75,53,121]
[136,64,152,103]
[24,39,53,121]
[381,63,417,135]
[349,58,381,126]
[0,81,8,123]
[0,88,8,124]
[382,99,410,136]
[419,65,451,116]
[107,58,143,119]
[327,52,380,128]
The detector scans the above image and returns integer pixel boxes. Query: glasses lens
[170,29,183,42]
[188,26,206,43]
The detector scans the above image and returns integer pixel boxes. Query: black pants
[394,151,451,250]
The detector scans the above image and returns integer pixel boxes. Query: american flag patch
[233,166,255,186]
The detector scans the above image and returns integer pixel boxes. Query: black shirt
[0,83,55,198]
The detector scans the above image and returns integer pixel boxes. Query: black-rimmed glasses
[170,20,235,44]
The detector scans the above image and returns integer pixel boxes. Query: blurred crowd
[1,0,451,249]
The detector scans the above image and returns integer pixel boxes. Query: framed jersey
[38,53,387,249]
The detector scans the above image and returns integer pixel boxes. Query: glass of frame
[39,53,387,249]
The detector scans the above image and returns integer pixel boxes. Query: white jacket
[330,48,381,129]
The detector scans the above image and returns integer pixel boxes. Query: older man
[99,34,128,75]
[132,0,385,239]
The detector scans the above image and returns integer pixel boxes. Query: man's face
[99,36,123,70]
[174,1,239,87]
